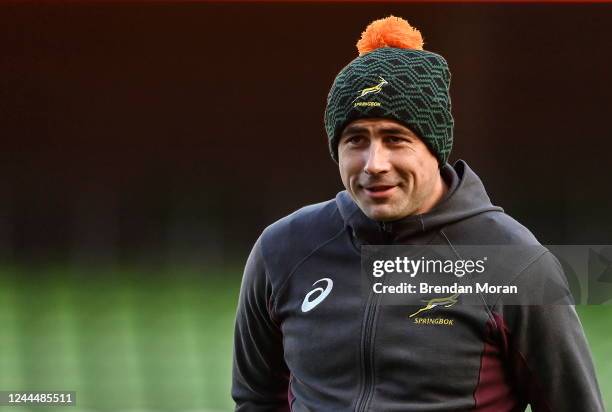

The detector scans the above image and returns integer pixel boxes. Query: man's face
[338,118,443,222]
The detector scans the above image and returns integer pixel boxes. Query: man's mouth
[363,185,397,199]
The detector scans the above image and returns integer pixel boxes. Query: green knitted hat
[324,16,453,166]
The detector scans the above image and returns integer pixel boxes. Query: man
[232,16,604,411]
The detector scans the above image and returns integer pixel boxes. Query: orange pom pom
[356,15,424,56]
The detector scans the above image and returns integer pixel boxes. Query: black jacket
[232,160,604,412]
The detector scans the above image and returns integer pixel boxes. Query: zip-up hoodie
[232,160,604,412]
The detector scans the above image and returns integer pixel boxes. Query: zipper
[354,280,382,411]
[354,221,392,411]
[380,221,391,233]
[379,221,394,243]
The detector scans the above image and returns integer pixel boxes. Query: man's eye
[345,136,364,144]
[387,136,406,144]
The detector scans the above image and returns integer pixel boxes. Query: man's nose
[363,142,390,175]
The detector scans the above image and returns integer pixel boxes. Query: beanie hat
[324,16,454,166]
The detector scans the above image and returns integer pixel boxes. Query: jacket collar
[335,160,503,245]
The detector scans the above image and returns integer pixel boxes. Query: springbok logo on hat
[352,76,388,103]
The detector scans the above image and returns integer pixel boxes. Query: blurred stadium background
[1,2,611,411]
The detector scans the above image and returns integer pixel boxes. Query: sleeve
[495,251,605,412]
[231,235,291,412]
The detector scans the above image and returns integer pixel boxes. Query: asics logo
[301,278,333,313]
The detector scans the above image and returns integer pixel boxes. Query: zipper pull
[378,221,394,244]
[380,221,393,233]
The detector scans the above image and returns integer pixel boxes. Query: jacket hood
[335,160,503,244]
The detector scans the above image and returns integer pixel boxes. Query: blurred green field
[0,266,609,412]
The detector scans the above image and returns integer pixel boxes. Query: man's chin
[361,205,400,222]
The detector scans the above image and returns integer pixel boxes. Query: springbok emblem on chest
[409,294,459,318]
